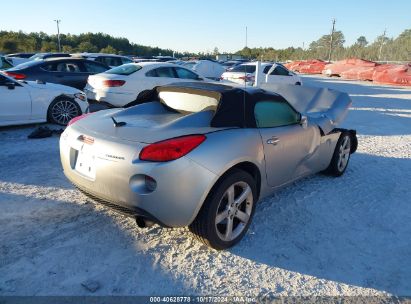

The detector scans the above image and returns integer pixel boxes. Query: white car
[0,73,88,126]
[75,53,133,68]
[185,60,225,81]
[84,62,206,107]
[221,62,302,86]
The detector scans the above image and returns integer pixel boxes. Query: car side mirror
[300,115,308,128]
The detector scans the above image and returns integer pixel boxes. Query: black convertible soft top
[156,82,288,128]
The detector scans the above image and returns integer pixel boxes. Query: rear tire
[47,96,81,126]
[189,169,257,250]
[323,132,352,177]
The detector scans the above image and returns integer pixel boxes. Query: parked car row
[5,52,133,68]
[1,51,302,127]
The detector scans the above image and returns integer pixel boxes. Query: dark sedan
[4,58,110,89]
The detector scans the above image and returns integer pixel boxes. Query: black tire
[295,82,301,85]
[124,89,155,108]
[323,132,352,177]
[189,169,257,250]
[47,96,81,125]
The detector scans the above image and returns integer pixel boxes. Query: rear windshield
[9,60,40,70]
[104,64,142,75]
[159,91,219,113]
[231,65,256,73]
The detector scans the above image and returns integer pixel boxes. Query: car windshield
[159,91,219,113]
[104,64,142,75]
[230,65,256,73]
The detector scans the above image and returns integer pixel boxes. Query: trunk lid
[71,102,222,143]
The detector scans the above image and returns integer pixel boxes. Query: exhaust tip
[135,216,154,228]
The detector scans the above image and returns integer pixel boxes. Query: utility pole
[328,18,336,62]
[378,28,387,61]
[54,19,61,52]
[245,26,248,48]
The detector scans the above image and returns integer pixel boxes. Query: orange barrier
[286,58,411,86]
[323,59,378,77]
[285,60,326,74]
[372,64,411,86]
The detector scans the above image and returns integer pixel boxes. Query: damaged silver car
[60,82,357,249]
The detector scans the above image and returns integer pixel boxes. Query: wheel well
[219,162,261,201]
[124,89,158,108]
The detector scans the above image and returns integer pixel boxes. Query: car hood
[23,80,82,94]
[261,83,352,134]
[71,102,225,143]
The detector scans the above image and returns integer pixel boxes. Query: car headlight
[74,93,87,102]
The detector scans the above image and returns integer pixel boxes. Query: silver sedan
[60,82,357,249]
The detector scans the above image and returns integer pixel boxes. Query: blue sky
[2,0,410,53]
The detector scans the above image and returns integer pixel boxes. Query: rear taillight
[102,80,125,87]
[68,113,93,126]
[139,135,206,162]
[4,71,26,80]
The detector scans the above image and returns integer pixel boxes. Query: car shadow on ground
[232,153,411,295]
[0,191,188,295]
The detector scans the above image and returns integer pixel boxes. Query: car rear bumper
[84,88,136,107]
[59,127,217,227]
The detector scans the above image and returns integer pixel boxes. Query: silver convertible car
[60,82,357,249]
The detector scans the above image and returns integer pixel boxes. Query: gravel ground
[0,76,410,297]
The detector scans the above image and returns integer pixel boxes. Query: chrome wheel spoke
[235,210,249,223]
[234,185,251,206]
[227,185,235,205]
[215,209,229,224]
[224,217,234,240]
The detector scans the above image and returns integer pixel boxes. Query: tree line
[0,31,196,57]
[0,29,410,62]
[236,29,411,62]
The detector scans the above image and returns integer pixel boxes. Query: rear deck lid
[71,102,221,143]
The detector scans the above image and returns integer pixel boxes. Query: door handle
[267,137,280,145]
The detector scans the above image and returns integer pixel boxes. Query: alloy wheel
[51,100,79,125]
[337,136,351,172]
[215,181,254,242]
